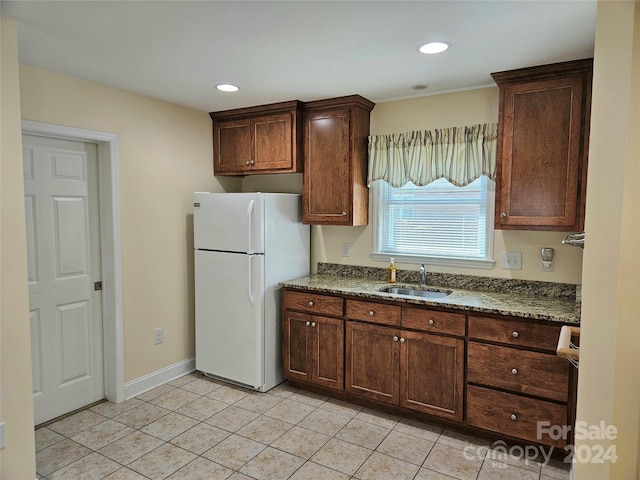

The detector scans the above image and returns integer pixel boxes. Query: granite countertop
[280,264,581,325]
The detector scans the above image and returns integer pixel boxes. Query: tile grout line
[36,374,567,480]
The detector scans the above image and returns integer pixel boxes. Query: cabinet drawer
[467,385,568,448]
[468,342,570,402]
[346,300,401,326]
[402,307,466,337]
[468,316,562,351]
[284,290,344,316]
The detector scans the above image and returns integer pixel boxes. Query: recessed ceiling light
[411,84,429,90]
[216,84,239,92]
[417,41,450,55]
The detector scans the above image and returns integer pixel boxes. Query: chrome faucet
[419,263,427,288]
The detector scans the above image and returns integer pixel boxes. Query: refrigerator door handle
[248,256,255,306]
[247,200,255,254]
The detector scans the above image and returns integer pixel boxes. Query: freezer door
[195,250,264,388]
[194,192,264,253]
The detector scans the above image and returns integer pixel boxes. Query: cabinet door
[214,118,252,174]
[311,315,344,390]
[345,321,399,404]
[282,310,312,383]
[253,113,293,171]
[497,75,586,229]
[400,331,464,421]
[303,108,351,225]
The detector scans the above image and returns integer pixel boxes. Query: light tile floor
[35,373,572,480]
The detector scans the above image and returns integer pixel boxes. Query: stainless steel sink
[378,286,451,299]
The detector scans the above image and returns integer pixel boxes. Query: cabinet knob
[400,337,405,343]
[512,331,519,338]
[306,321,310,327]
[250,160,255,165]
[311,322,316,327]
[510,414,517,421]
[500,212,508,218]
[245,160,251,165]
[511,368,518,375]
[393,336,399,342]
[368,310,375,316]
[308,301,314,307]
[428,319,434,325]
[341,212,347,216]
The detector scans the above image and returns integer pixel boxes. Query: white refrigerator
[193,192,310,392]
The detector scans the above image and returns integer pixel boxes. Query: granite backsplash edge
[316,262,579,301]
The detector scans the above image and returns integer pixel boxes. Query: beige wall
[18,65,240,382]
[247,88,584,284]
[574,1,640,478]
[0,17,37,480]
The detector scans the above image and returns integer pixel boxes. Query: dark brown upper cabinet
[210,100,303,175]
[302,95,375,226]
[492,59,592,231]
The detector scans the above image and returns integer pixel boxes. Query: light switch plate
[502,251,522,270]
[154,328,164,345]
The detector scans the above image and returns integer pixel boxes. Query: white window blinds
[372,177,495,268]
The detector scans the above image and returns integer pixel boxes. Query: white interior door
[23,134,104,425]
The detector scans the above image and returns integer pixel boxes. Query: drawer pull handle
[393,336,399,342]
[510,414,517,421]
[369,310,375,316]
[400,337,405,343]
[311,322,316,328]
[306,321,310,327]
[428,319,434,325]
[511,368,518,375]
[512,331,519,338]
[308,301,314,307]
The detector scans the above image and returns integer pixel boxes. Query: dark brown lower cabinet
[467,385,568,448]
[400,330,464,421]
[345,321,399,404]
[283,310,344,390]
[345,321,464,422]
[282,287,576,450]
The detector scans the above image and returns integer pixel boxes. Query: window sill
[370,252,495,270]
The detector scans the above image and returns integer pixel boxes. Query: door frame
[22,120,125,403]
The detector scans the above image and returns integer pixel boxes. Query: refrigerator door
[195,250,264,388]
[194,192,264,254]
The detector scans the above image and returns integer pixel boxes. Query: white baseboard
[124,357,195,400]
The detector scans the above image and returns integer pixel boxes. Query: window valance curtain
[367,123,498,188]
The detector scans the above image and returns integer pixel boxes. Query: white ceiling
[2,0,597,113]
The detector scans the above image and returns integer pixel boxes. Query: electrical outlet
[0,422,5,449]
[501,251,522,270]
[341,243,351,257]
[154,328,164,345]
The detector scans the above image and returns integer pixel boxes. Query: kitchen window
[370,176,495,268]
